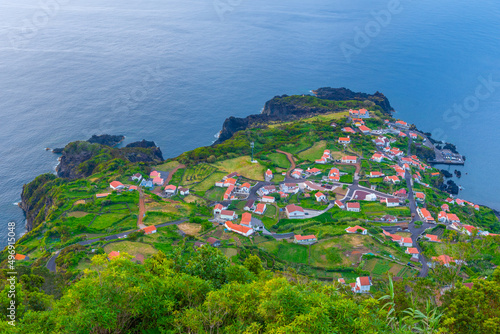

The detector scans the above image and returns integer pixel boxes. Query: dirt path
[137,188,146,229]
[163,164,186,186]
[276,150,296,177]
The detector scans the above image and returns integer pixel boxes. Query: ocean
[1,0,499,247]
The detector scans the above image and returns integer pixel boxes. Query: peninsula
[2,88,499,333]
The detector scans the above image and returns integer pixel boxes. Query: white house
[220,210,237,221]
[345,225,367,235]
[335,200,345,209]
[225,221,253,237]
[179,187,190,196]
[110,181,125,190]
[164,185,177,195]
[132,173,143,181]
[406,247,420,260]
[254,203,267,215]
[291,169,303,179]
[350,276,372,293]
[346,202,360,212]
[315,192,327,202]
[239,182,251,193]
[285,204,305,218]
[261,195,275,203]
[385,198,400,207]
[342,156,357,164]
[265,169,273,181]
[213,203,226,215]
[293,234,317,245]
[399,237,413,247]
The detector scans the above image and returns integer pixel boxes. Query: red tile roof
[346,202,360,209]
[225,221,252,234]
[108,251,120,259]
[406,247,419,254]
[110,181,124,188]
[346,225,366,233]
[241,212,252,225]
[294,234,317,241]
[358,276,371,286]
[142,225,157,234]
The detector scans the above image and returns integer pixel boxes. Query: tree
[244,254,264,276]
[185,245,229,288]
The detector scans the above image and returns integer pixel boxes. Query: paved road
[46,219,187,273]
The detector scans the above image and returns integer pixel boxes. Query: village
[13,106,499,296]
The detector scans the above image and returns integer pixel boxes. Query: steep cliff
[215,87,392,144]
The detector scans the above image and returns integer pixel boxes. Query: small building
[447,213,460,224]
[207,237,221,247]
[225,221,253,237]
[265,169,273,181]
[305,167,322,176]
[149,171,160,179]
[261,195,275,203]
[285,204,305,218]
[415,192,426,202]
[254,203,267,215]
[385,198,400,207]
[239,182,251,193]
[358,125,371,134]
[351,276,372,293]
[293,234,317,245]
[110,181,125,190]
[179,187,190,196]
[14,254,27,261]
[406,247,419,260]
[165,184,177,195]
[399,237,413,247]
[424,234,441,243]
[335,200,345,209]
[380,214,397,222]
[345,225,367,235]
[132,173,143,181]
[417,208,435,223]
[142,225,157,235]
[338,136,351,145]
[244,199,255,211]
[384,175,400,184]
[213,203,226,215]
[370,153,384,163]
[315,192,327,202]
[338,278,346,284]
[438,211,447,223]
[223,172,240,180]
[441,204,450,212]
[346,202,360,212]
[342,156,357,164]
[369,171,385,178]
[128,186,138,191]
[291,169,303,179]
[153,177,164,185]
[220,210,237,221]
[96,193,111,199]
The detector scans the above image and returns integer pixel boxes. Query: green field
[212,156,266,181]
[191,171,227,192]
[267,153,291,169]
[204,187,227,202]
[91,214,130,231]
[182,163,218,185]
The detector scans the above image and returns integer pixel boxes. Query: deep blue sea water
[1,0,499,247]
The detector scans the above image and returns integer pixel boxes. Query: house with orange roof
[239,182,251,193]
[429,255,464,268]
[346,202,361,212]
[424,234,441,243]
[108,251,120,260]
[370,153,385,162]
[445,197,455,204]
[14,254,27,261]
[406,247,419,260]
[359,125,371,134]
[164,184,177,195]
[351,276,372,293]
[417,208,435,222]
[110,181,124,190]
[223,178,237,187]
[285,204,305,218]
[399,237,413,247]
[220,210,237,221]
[398,131,407,137]
[149,171,160,179]
[462,225,477,236]
[438,211,447,222]
[254,203,267,215]
[261,195,275,203]
[335,200,345,209]
[447,213,460,224]
[265,169,273,181]
[293,234,317,245]
[474,204,480,211]
[395,120,409,128]
[338,136,351,144]
[213,203,226,215]
[369,171,385,178]
[96,193,111,198]
[342,127,356,134]
[223,185,235,200]
[225,221,254,237]
[342,156,357,164]
[291,169,303,179]
[384,175,400,184]
[128,185,138,191]
[305,167,322,176]
[315,192,327,202]
[345,225,367,235]
[410,132,418,139]
[441,203,450,212]
[455,198,465,206]
[153,177,164,185]
[338,278,346,284]
[415,192,426,202]
[328,168,340,182]
[142,225,157,235]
